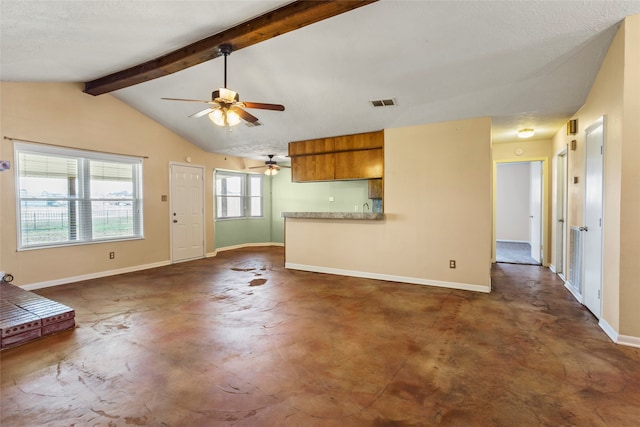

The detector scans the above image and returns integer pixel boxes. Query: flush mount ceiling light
[517,128,535,139]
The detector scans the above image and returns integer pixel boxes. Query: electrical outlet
[449,260,456,269]
[109,252,115,260]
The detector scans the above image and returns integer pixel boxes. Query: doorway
[582,117,605,318]
[170,163,205,263]
[495,161,543,265]
[554,149,568,280]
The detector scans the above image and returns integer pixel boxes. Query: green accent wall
[214,167,373,248]
[270,168,371,243]
[214,173,273,249]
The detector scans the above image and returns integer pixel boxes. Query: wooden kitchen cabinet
[289,131,383,182]
[368,178,383,199]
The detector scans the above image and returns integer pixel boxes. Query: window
[15,142,143,249]
[215,171,263,219]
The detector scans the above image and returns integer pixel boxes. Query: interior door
[583,118,604,318]
[555,151,568,277]
[529,161,543,263]
[171,164,205,262]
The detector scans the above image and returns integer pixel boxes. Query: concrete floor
[2,247,640,426]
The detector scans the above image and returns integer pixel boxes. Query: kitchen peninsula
[282,212,384,220]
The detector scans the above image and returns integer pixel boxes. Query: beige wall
[0,82,248,287]
[619,15,640,339]
[551,15,640,341]
[285,117,492,291]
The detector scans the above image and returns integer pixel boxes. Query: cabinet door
[334,148,383,179]
[291,154,335,182]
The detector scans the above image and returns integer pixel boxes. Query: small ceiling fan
[249,155,291,176]
[161,44,285,127]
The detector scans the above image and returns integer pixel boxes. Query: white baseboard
[564,281,582,303]
[618,334,640,348]
[549,264,556,273]
[285,262,491,293]
[599,318,640,348]
[599,318,619,343]
[22,260,172,291]
[215,242,284,253]
[496,239,530,244]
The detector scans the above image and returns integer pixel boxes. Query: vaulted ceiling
[2,1,640,162]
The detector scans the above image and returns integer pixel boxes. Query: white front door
[555,151,568,277]
[170,164,205,262]
[529,161,543,263]
[583,118,604,318]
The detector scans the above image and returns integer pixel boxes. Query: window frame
[14,142,144,250]
[214,170,264,220]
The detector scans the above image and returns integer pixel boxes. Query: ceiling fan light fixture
[517,128,535,139]
[226,109,241,126]
[264,167,278,176]
[209,108,241,127]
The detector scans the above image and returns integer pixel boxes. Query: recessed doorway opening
[495,161,543,265]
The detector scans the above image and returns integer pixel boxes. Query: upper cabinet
[289,131,384,182]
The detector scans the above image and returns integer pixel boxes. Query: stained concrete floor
[2,247,640,426]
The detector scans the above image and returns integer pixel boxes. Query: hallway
[2,247,639,426]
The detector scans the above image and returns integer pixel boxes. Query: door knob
[579,226,588,231]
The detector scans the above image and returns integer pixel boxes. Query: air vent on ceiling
[370,98,397,107]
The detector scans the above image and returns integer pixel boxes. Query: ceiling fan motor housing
[212,90,239,102]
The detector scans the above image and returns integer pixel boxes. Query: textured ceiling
[2,1,640,162]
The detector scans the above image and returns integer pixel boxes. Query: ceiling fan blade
[248,165,267,169]
[243,102,285,111]
[231,106,260,123]
[189,108,216,118]
[161,97,213,103]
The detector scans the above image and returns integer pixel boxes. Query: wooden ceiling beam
[84,0,377,96]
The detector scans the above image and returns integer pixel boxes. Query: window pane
[20,201,76,245]
[224,196,243,217]
[91,201,135,238]
[249,197,262,217]
[249,176,262,196]
[90,161,134,199]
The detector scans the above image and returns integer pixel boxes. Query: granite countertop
[281,212,385,220]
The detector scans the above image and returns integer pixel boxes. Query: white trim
[216,242,284,252]
[564,281,583,303]
[618,334,640,349]
[21,260,172,290]
[549,264,556,273]
[599,318,619,343]
[285,263,491,293]
[496,239,530,244]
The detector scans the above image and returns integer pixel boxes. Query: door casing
[170,163,205,263]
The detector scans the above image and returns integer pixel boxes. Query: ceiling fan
[161,44,285,127]
[249,155,291,176]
